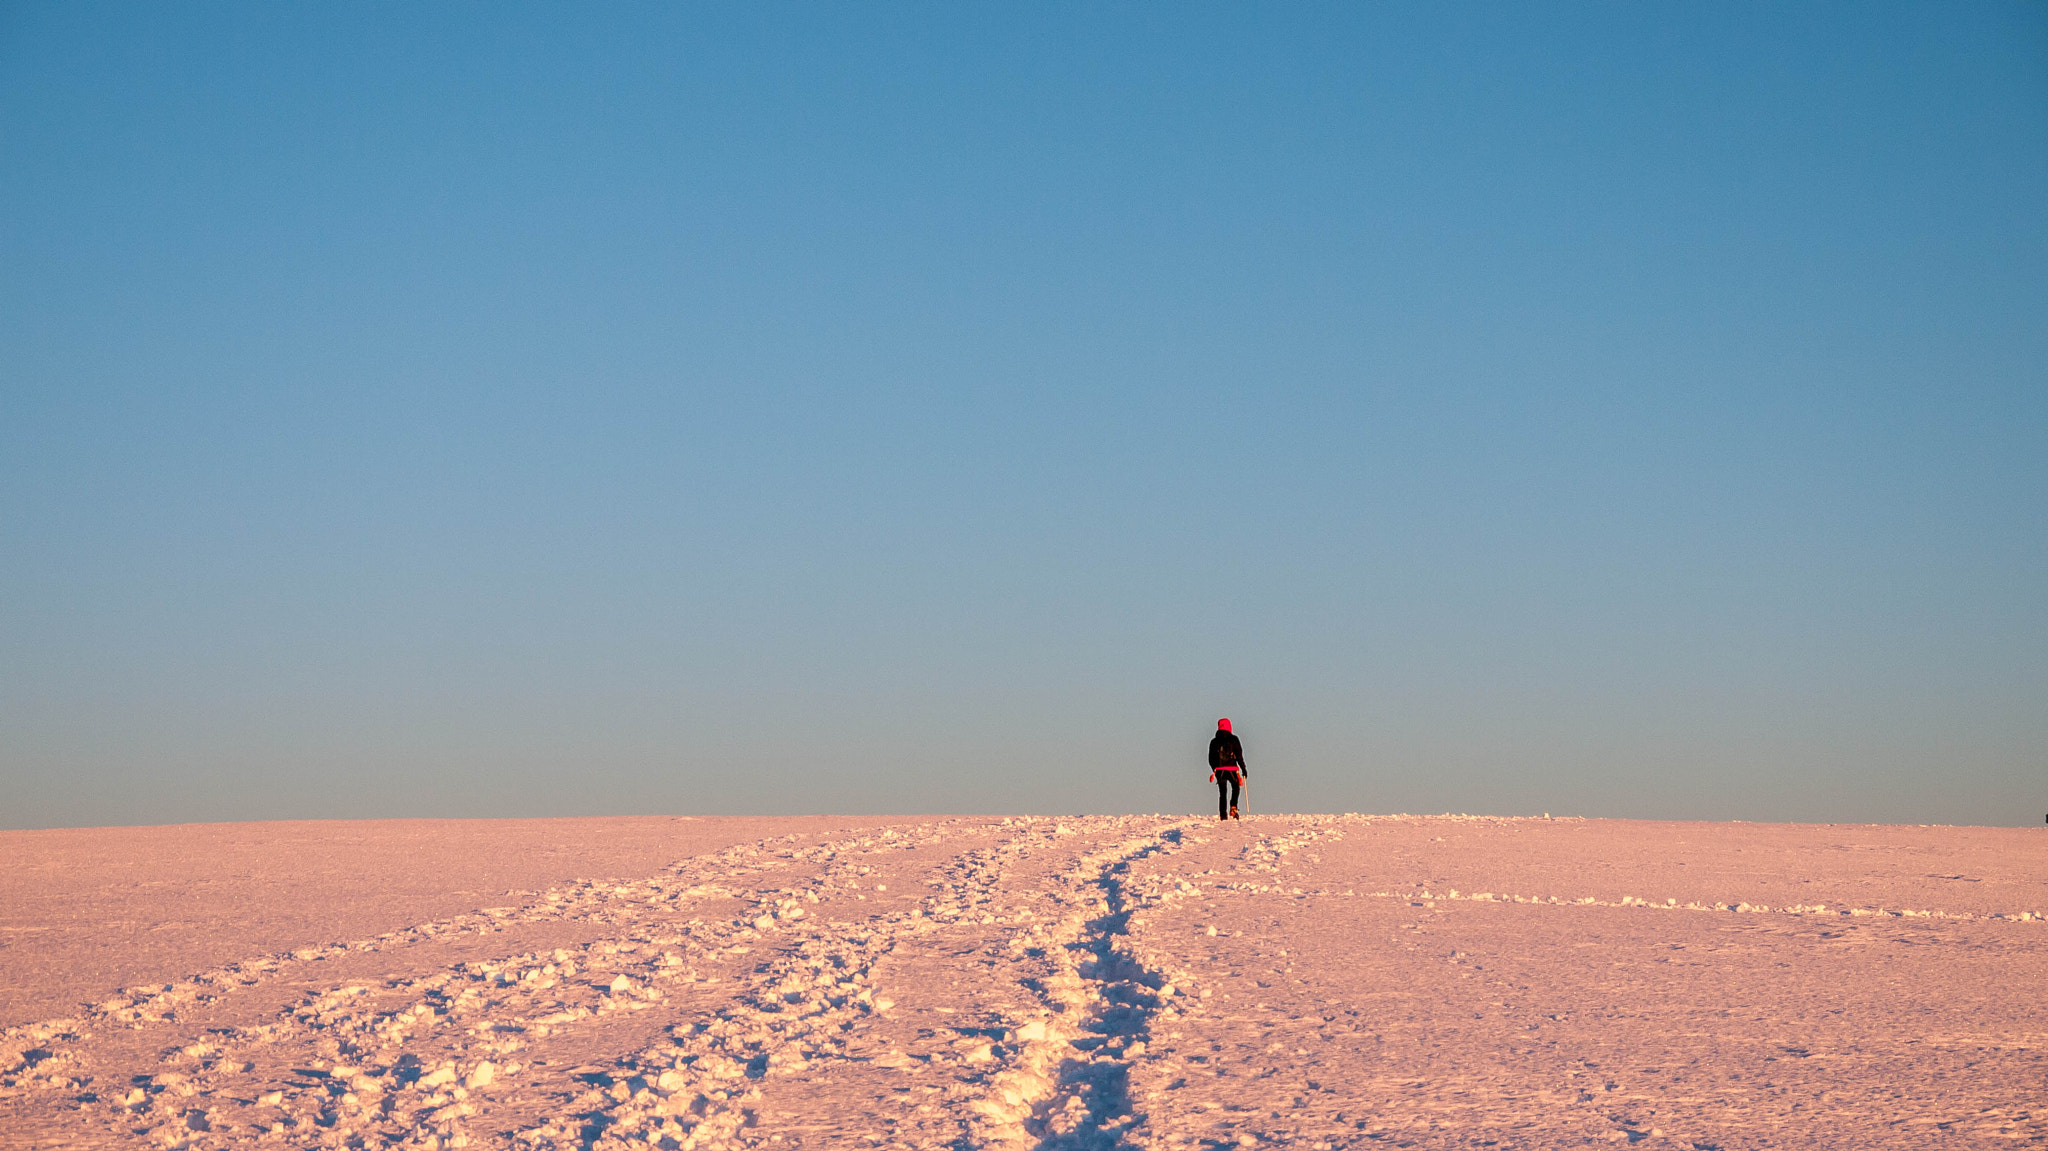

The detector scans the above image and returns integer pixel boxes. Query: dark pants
[1214,770,1241,818]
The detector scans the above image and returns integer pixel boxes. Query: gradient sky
[3,3,2043,829]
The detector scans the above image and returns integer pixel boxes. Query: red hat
[1217,718,1231,732]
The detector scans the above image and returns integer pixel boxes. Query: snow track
[1,819,996,1148]
[970,822,1193,1150]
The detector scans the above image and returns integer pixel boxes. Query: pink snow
[1,814,2041,1148]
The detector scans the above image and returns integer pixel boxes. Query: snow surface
[1,814,2042,1149]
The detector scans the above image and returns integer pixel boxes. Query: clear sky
[3,3,2043,830]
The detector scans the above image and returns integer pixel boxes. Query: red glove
[1207,772,1216,783]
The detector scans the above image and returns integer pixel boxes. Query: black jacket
[1208,730,1247,775]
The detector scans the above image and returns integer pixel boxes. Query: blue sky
[3,3,2043,828]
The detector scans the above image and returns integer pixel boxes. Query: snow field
[0,813,2042,1149]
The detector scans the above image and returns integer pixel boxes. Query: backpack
[1215,734,1240,769]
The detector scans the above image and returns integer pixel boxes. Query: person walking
[1208,718,1248,821]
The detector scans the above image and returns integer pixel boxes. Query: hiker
[1208,718,1247,821]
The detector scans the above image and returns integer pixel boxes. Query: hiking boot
[1229,805,1240,820]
